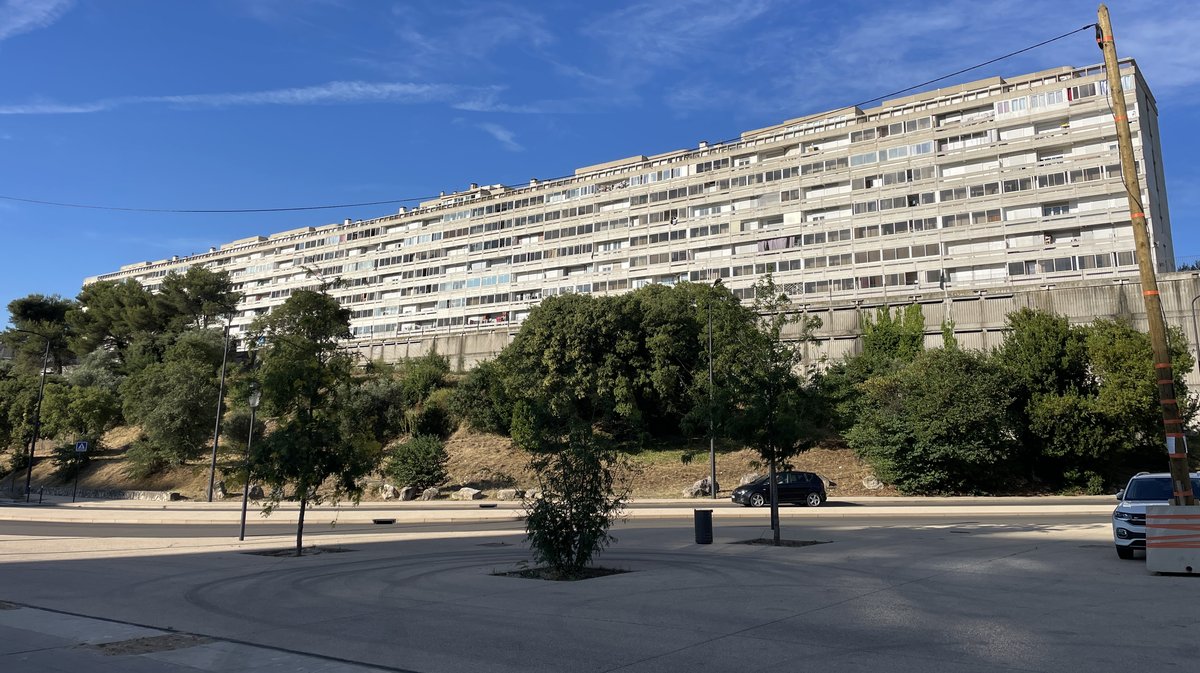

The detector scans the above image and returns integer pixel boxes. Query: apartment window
[1042,202,1071,217]
[855,225,879,239]
[1003,177,1033,193]
[1038,172,1068,189]
[1070,166,1104,183]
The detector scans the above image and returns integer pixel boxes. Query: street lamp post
[238,385,261,542]
[708,278,722,499]
[11,330,52,503]
[1191,293,1200,385]
[207,320,233,502]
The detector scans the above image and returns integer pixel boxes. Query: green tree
[817,303,926,432]
[512,396,631,577]
[398,351,451,407]
[451,358,513,434]
[1024,319,1195,490]
[2,294,77,374]
[40,383,121,449]
[67,279,160,361]
[340,371,410,446]
[994,308,1090,484]
[155,266,242,331]
[250,289,379,556]
[847,347,1019,494]
[724,276,822,545]
[119,329,224,473]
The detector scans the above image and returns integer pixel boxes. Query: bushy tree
[817,303,926,432]
[398,352,451,406]
[40,383,121,449]
[1022,318,1194,490]
[385,435,448,491]
[155,266,242,331]
[2,294,76,374]
[67,279,160,361]
[120,329,223,471]
[847,347,1019,495]
[451,359,512,434]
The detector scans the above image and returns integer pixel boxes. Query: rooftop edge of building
[90,58,1140,283]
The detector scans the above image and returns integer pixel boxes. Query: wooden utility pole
[1097,4,1195,505]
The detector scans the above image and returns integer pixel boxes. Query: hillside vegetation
[4,270,1197,504]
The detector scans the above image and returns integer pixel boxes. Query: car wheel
[749,493,766,507]
[805,492,823,507]
[1115,545,1135,560]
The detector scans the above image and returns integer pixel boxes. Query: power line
[0,23,1098,216]
[0,194,433,214]
[851,23,1097,109]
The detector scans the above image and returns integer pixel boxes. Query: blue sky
[2,0,1198,321]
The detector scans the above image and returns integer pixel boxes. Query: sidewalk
[0,602,399,673]
[0,494,1116,525]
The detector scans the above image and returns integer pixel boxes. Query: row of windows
[1008,250,1135,276]
[850,116,933,143]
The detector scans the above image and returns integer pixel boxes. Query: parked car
[731,471,828,507]
[1112,471,1200,559]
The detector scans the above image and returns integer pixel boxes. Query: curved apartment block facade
[87,59,1171,345]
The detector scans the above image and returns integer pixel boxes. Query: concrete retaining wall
[345,273,1200,389]
[35,486,182,501]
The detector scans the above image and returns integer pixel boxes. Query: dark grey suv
[731,471,828,507]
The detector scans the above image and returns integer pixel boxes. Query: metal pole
[708,289,716,499]
[72,438,79,503]
[24,338,50,503]
[1192,295,1200,385]
[207,322,231,502]
[700,289,710,499]
[239,402,255,541]
[1097,5,1194,505]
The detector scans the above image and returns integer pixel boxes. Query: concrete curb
[0,500,1115,525]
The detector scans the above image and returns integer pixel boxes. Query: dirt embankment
[8,425,894,500]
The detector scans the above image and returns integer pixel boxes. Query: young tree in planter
[249,289,379,556]
[726,276,822,546]
[512,401,631,578]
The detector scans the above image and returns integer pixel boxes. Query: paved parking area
[0,514,1195,673]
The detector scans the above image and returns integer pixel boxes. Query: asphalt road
[3,509,1183,673]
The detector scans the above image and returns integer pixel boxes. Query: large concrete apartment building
[88,59,1171,353]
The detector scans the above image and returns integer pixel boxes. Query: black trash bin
[694,509,713,544]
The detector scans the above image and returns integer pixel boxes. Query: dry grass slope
[7,425,894,500]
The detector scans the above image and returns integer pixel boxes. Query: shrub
[51,442,91,480]
[450,359,512,435]
[385,435,447,491]
[405,399,454,439]
[846,347,1019,495]
[523,433,630,578]
[125,439,169,479]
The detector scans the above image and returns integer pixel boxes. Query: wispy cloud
[477,122,522,152]
[0,80,505,115]
[0,0,71,43]
[384,2,554,77]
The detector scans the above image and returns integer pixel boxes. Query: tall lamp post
[207,319,233,502]
[708,278,723,499]
[1191,293,1200,384]
[238,384,261,541]
[9,329,52,503]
